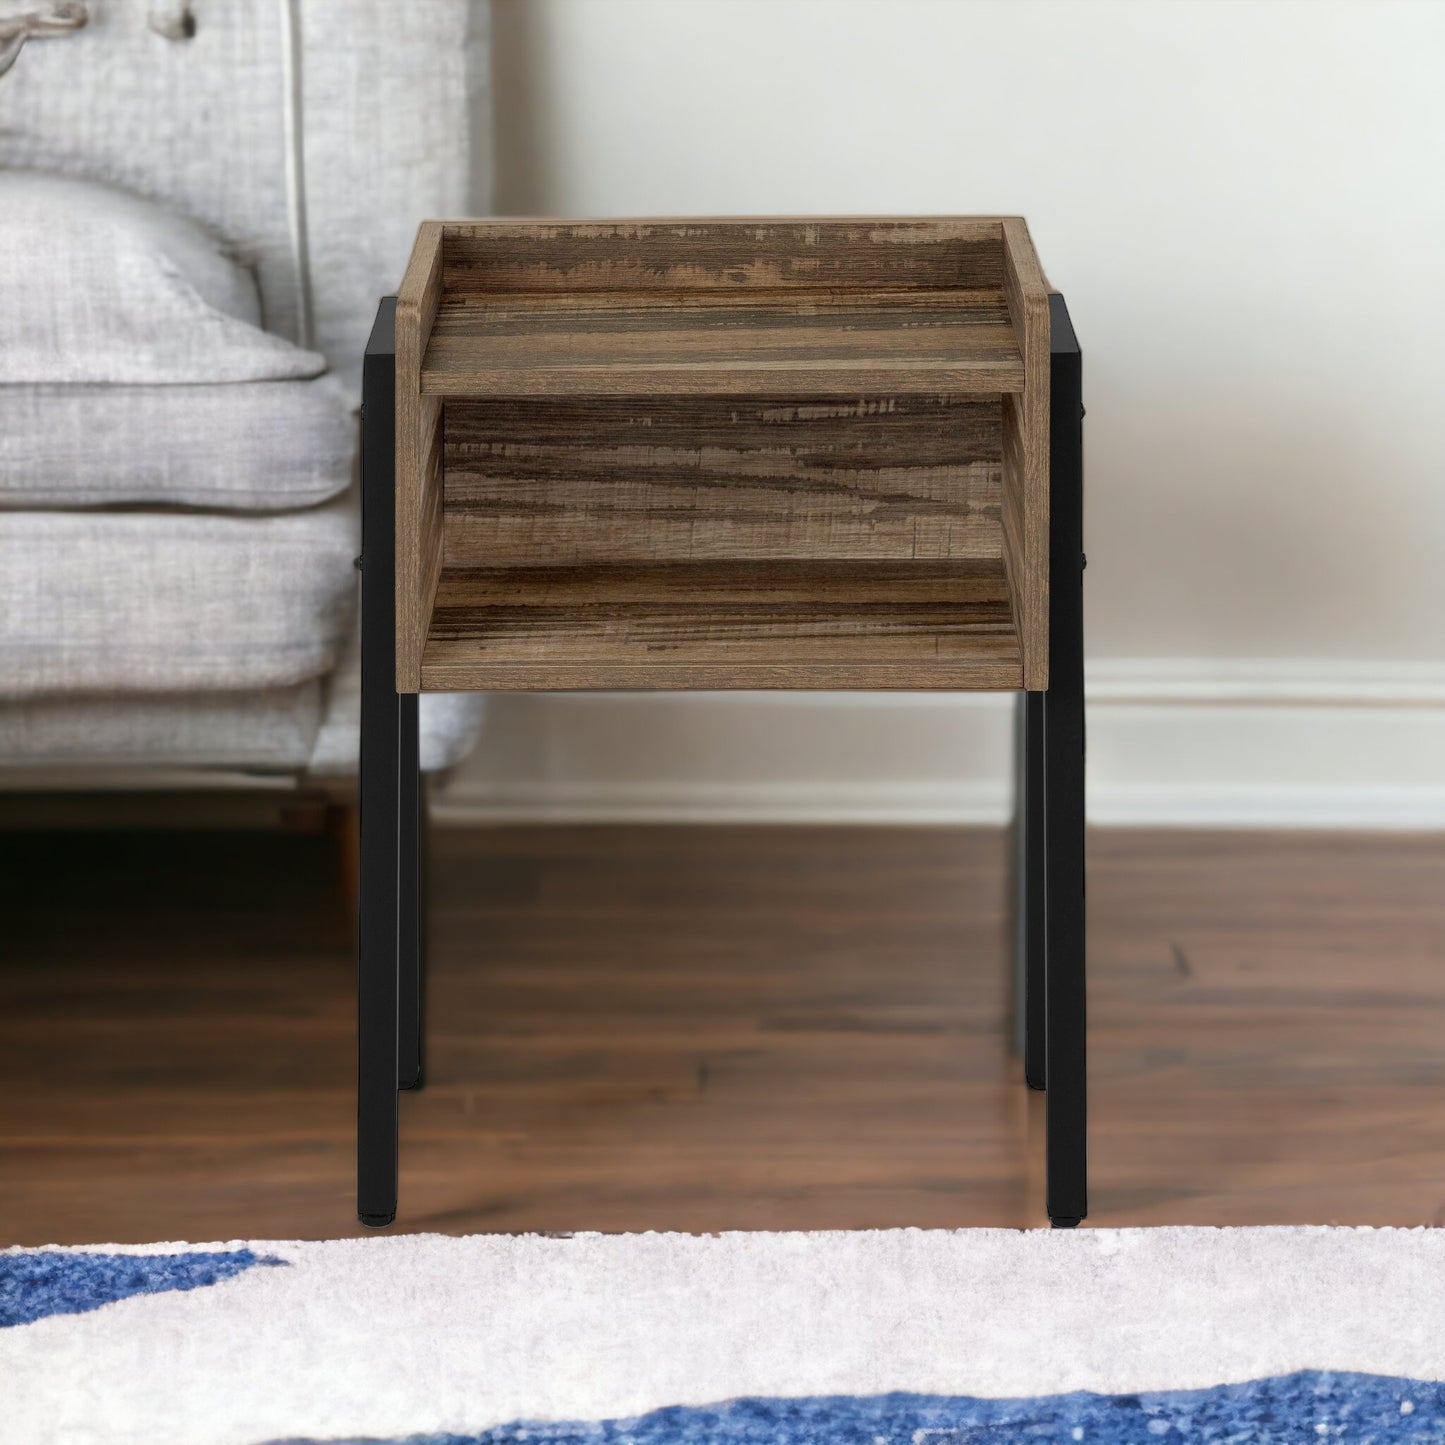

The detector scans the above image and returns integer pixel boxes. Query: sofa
[0,0,488,784]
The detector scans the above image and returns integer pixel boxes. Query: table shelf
[420,559,1021,691]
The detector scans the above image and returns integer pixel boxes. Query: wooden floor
[1,824,1442,1245]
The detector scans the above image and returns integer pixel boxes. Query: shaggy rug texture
[2,1227,1442,1444]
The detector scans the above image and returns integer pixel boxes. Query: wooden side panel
[443,394,1003,566]
[441,218,1006,294]
[395,222,446,691]
[1000,218,1051,690]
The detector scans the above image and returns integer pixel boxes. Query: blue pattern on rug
[269,1371,1445,1444]
[0,1248,285,1327]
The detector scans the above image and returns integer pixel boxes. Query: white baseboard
[432,661,1445,830]
[1084,784,1445,830]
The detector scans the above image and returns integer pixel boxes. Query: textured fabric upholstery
[416,695,490,774]
[0,376,354,509]
[0,171,328,384]
[0,0,490,775]
[0,684,323,769]
[0,679,478,773]
[1,2,308,344]
[0,497,358,698]
[0,0,486,390]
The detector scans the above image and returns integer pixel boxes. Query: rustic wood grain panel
[443,393,1003,566]
[395,216,1053,695]
[1000,218,1050,690]
[421,560,1021,691]
[440,218,1006,294]
[395,222,446,691]
[421,291,1023,398]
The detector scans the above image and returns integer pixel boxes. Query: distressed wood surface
[422,291,1023,398]
[440,218,1007,293]
[394,222,446,692]
[392,217,1051,693]
[420,559,1021,691]
[1000,218,1050,690]
[443,394,1003,566]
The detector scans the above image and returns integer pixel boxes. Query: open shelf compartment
[394,218,1051,692]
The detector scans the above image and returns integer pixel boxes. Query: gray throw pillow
[0,171,329,384]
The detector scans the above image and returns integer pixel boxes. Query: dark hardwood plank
[2,824,1441,1244]
[1085,829,1445,1224]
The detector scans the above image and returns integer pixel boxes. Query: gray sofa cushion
[0,684,322,769]
[0,496,358,698]
[417,695,489,775]
[0,677,483,775]
[0,376,355,510]
[0,172,328,384]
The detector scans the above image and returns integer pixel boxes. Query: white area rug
[3,1227,1443,1444]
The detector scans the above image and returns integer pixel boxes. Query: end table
[357,218,1085,1228]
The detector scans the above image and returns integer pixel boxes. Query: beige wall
[451,0,1445,826]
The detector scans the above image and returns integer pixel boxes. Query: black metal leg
[358,299,403,1227]
[1014,689,1047,1089]
[397,694,423,1091]
[1044,293,1087,1228]
[1010,695,1024,1058]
